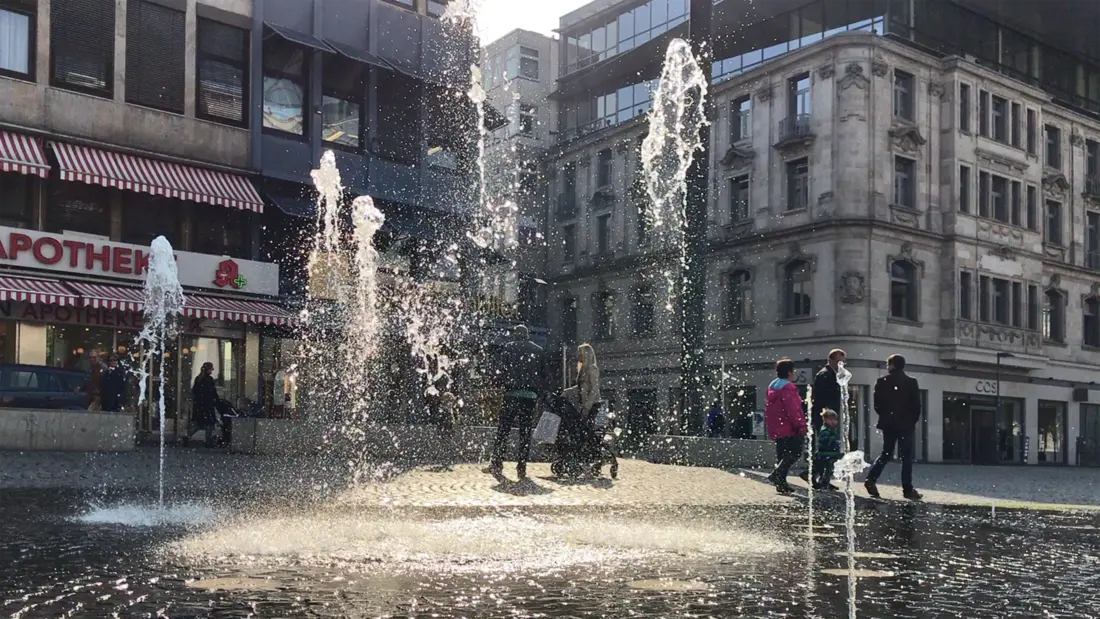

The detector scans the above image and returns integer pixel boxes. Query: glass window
[633,3,650,42]
[893,71,914,120]
[726,270,752,326]
[1046,200,1063,245]
[730,175,749,222]
[193,203,246,258]
[991,175,1008,223]
[1026,109,1037,154]
[890,261,917,320]
[47,181,110,236]
[519,103,537,136]
[0,5,33,78]
[991,95,1007,142]
[978,171,990,217]
[979,91,989,136]
[1086,298,1100,347]
[1044,290,1065,342]
[959,271,972,319]
[322,54,364,149]
[1045,124,1062,169]
[894,156,915,208]
[789,73,811,116]
[47,325,114,371]
[562,223,575,262]
[181,335,244,416]
[597,148,613,187]
[604,21,617,58]
[596,292,615,340]
[631,286,655,337]
[731,95,751,142]
[1037,401,1066,464]
[51,0,114,96]
[1026,185,1038,230]
[617,10,634,49]
[651,0,668,30]
[992,278,1009,325]
[519,45,539,79]
[0,172,32,228]
[959,83,970,131]
[1028,284,1039,331]
[959,165,970,213]
[0,321,15,366]
[121,194,181,247]
[787,158,809,210]
[596,213,611,254]
[375,70,420,164]
[979,275,990,322]
[197,18,248,125]
[784,260,812,319]
[262,36,307,136]
[562,297,578,343]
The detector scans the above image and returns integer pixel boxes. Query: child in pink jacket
[764,358,808,494]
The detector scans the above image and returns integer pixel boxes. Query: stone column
[35,0,50,84]
[832,59,872,219]
[114,0,127,103]
[184,0,198,117]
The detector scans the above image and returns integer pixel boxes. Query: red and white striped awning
[67,281,146,312]
[184,294,296,326]
[0,131,49,178]
[0,276,78,306]
[50,142,264,212]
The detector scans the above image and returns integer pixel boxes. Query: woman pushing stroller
[547,344,618,479]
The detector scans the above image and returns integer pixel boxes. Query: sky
[477,0,592,46]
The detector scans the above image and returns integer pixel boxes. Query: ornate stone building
[544,0,1100,465]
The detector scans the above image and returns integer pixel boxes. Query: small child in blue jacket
[813,410,842,490]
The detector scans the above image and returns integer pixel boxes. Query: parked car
[0,364,88,411]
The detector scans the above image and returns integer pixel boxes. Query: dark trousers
[770,436,804,481]
[491,396,536,468]
[813,455,838,487]
[866,430,915,491]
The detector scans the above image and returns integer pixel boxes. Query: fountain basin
[0,408,134,452]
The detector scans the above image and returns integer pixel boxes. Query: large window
[193,204,246,258]
[893,70,914,121]
[126,0,185,113]
[47,181,110,237]
[1086,298,1100,348]
[51,0,115,97]
[375,70,421,164]
[1044,289,1065,343]
[631,286,655,337]
[595,291,615,340]
[321,53,364,150]
[786,158,809,210]
[788,73,811,117]
[518,45,539,80]
[563,0,688,75]
[731,95,751,142]
[1036,401,1067,465]
[1046,200,1063,245]
[893,156,915,208]
[958,165,970,213]
[596,213,611,255]
[0,172,32,228]
[121,194,181,247]
[562,223,575,263]
[729,175,749,223]
[890,261,918,321]
[197,18,249,126]
[783,260,812,319]
[561,79,657,141]
[262,36,307,136]
[726,270,752,326]
[1045,124,1062,169]
[0,2,33,80]
[597,148,614,188]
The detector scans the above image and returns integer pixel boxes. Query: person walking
[813,410,842,490]
[706,401,725,437]
[765,358,808,494]
[489,325,544,480]
[186,362,218,447]
[100,356,128,413]
[864,354,923,500]
[800,348,845,485]
[82,353,104,411]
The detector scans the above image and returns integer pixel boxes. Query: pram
[546,393,618,480]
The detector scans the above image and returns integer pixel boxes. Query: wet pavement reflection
[2,489,1098,618]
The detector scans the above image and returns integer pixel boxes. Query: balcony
[774,114,814,153]
[556,192,577,219]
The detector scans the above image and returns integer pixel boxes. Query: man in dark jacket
[489,325,544,479]
[187,362,218,447]
[865,354,923,500]
[800,349,845,485]
[100,356,128,413]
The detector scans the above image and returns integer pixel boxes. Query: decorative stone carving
[976,219,1024,242]
[1071,129,1085,147]
[1043,172,1070,197]
[816,192,834,219]
[889,204,920,227]
[578,157,591,168]
[976,148,1029,175]
[838,63,868,90]
[839,271,866,303]
[871,58,888,77]
[720,145,755,169]
[817,63,835,79]
[888,242,926,277]
[590,186,615,206]
[927,81,945,99]
[1045,244,1066,261]
[755,85,773,102]
[1048,273,1062,289]
[989,245,1014,259]
[778,241,816,273]
[889,124,927,154]
[615,141,631,155]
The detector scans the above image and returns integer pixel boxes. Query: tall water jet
[349,196,385,360]
[834,361,868,619]
[135,236,185,509]
[804,385,815,529]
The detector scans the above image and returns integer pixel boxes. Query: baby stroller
[211,398,240,446]
[546,393,619,480]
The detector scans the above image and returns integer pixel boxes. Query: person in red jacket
[764,358,809,494]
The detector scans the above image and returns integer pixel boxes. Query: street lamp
[680,0,714,432]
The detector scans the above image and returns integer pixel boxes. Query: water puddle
[77,503,216,527]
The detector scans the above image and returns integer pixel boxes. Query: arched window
[562,297,578,343]
[784,260,812,319]
[726,270,753,326]
[890,261,918,321]
[1043,290,1065,343]
[1085,297,1100,347]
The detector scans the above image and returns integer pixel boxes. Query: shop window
[126,0,185,114]
[262,34,308,136]
[726,270,752,326]
[374,70,421,164]
[50,0,114,97]
[121,194,181,247]
[47,181,110,237]
[783,260,812,319]
[1044,289,1065,343]
[182,335,244,415]
[196,18,249,126]
[1081,404,1100,467]
[0,1,34,80]
[0,320,15,365]
[0,172,33,228]
[46,324,114,371]
[630,285,655,337]
[890,261,918,321]
[192,204,246,257]
[321,53,364,150]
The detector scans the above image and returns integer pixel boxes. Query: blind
[197,18,248,124]
[50,0,115,95]
[126,0,185,113]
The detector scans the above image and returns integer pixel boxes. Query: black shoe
[775,481,794,495]
[487,462,503,476]
[798,470,810,482]
[827,483,839,491]
[903,488,923,501]
[864,480,881,498]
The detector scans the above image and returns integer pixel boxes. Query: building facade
[0,0,298,435]
[544,0,1100,465]
[480,28,558,335]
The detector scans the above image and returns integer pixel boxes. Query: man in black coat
[187,362,218,447]
[865,354,923,500]
[99,356,128,412]
[800,349,845,485]
[489,325,544,480]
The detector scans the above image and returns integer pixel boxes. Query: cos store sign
[0,226,279,296]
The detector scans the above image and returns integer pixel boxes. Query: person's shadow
[490,474,554,496]
[538,475,614,490]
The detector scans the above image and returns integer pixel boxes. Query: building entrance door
[970,405,999,465]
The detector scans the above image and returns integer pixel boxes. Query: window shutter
[197,18,249,124]
[50,0,115,95]
[126,0,185,113]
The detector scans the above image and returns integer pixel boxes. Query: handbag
[532,410,561,444]
[594,400,611,428]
